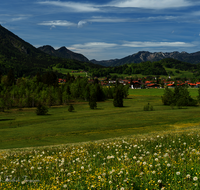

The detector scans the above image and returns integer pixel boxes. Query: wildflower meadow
[1,131,200,189]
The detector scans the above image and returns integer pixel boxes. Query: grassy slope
[164,67,194,79]
[53,67,87,77]
[0,88,200,150]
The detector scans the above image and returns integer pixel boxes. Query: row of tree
[0,73,129,111]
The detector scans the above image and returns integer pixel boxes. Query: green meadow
[164,67,194,79]
[53,67,87,77]
[129,88,199,96]
[1,88,200,150]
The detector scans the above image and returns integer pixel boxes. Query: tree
[161,86,174,105]
[95,83,105,101]
[0,97,5,112]
[6,69,15,86]
[162,85,197,108]
[113,84,124,107]
[123,84,129,98]
[89,86,97,109]
[35,72,42,84]
[197,87,200,104]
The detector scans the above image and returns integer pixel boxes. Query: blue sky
[1,0,200,60]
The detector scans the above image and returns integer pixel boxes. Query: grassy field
[53,67,87,77]
[0,89,200,150]
[1,89,200,189]
[129,88,199,96]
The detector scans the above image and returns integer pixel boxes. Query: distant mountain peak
[40,45,55,49]
[38,45,89,62]
[90,50,200,67]
[58,46,67,50]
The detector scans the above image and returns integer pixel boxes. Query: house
[58,78,66,83]
[188,83,197,88]
[196,82,200,87]
[147,83,160,88]
[130,81,142,89]
[167,83,176,88]
[145,81,152,85]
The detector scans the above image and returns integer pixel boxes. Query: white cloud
[147,16,178,20]
[38,1,100,12]
[78,20,87,28]
[122,41,195,47]
[11,17,27,22]
[68,42,117,50]
[38,20,76,27]
[86,16,130,23]
[78,16,131,27]
[108,0,194,9]
[38,0,196,13]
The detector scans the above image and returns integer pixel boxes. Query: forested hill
[0,25,102,77]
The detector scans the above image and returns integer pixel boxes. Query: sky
[1,0,200,60]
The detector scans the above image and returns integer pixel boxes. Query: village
[58,73,200,89]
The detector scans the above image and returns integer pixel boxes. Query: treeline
[0,72,129,111]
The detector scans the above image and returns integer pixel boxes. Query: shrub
[68,104,74,112]
[143,103,154,111]
[36,103,48,115]
[89,99,97,109]
[89,90,97,109]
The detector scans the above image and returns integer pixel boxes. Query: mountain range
[38,46,200,67]
[90,51,200,67]
[0,24,100,77]
[1,23,200,77]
